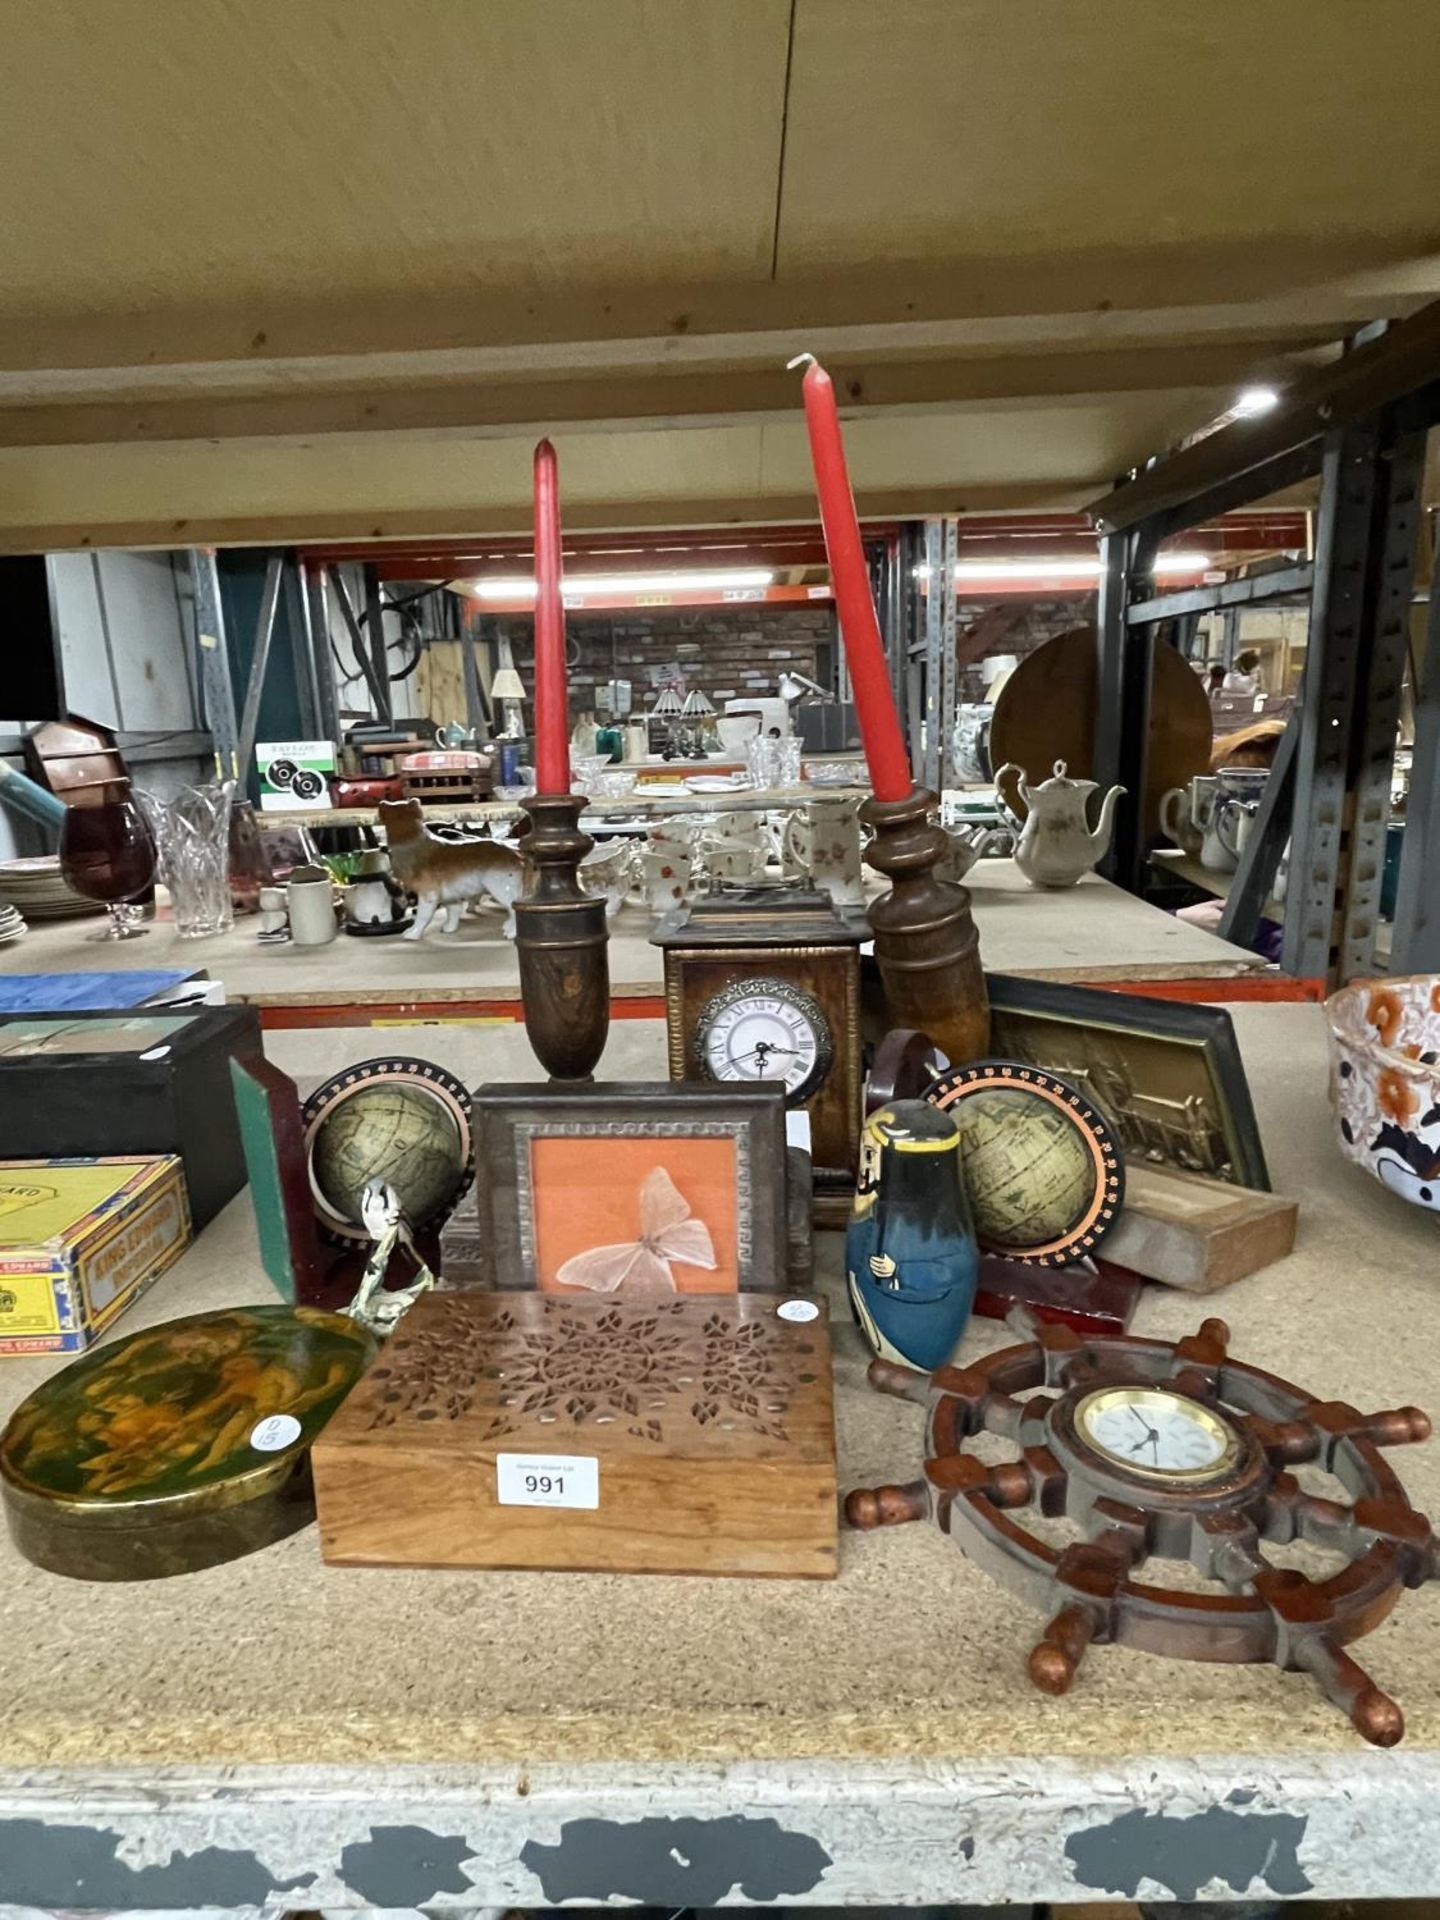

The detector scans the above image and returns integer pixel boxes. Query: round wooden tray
[989,626,1212,838]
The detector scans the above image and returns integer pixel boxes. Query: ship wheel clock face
[695,978,833,1107]
[1075,1386,1241,1481]
[847,1315,1438,1746]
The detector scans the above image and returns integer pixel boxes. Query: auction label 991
[496,1452,600,1510]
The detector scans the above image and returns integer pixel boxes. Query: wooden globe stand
[846,1314,1437,1745]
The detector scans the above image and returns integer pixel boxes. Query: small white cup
[286,868,338,946]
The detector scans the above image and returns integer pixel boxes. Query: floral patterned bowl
[1327,976,1440,1213]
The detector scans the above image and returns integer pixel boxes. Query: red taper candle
[792,354,912,801]
[532,437,570,795]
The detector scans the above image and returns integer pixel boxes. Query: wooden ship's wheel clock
[847,1315,1438,1744]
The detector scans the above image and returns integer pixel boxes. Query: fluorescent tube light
[1233,385,1280,417]
[471,568,775,599]
[927,551,1210,583]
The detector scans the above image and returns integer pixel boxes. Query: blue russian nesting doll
[846,1100,978,1370]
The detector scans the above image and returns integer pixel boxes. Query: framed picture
[470,1083,790,1293]
[255,818,320,879]
[982,973,1270,1191]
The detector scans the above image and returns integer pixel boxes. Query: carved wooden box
[312,1292,837,1579]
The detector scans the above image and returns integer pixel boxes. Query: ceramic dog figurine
[379,798,525,939]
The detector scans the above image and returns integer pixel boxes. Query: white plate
[684,774,748,793]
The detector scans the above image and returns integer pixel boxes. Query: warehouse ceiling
[0,0,1438,550]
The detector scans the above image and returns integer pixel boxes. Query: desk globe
[302,1058,474,1245]
[925,1061,1123,1266]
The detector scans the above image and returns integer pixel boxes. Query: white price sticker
[777,1298,820,1324]
[497,1452,599,1510]
[250,1413,302,1452]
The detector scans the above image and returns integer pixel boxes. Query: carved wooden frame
[470,1081,789,1292]
[984,971,1269,1190]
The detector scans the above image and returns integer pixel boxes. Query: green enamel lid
[1,1304,374,1524]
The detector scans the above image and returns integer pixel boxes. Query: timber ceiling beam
[0,342,1333,453]
[0,247,1431,378]
[0,483,1125,560]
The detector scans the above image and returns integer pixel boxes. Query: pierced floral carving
[357,1294,799,1442]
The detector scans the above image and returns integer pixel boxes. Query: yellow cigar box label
[0,1163,152,1244]
[0,1272,61,1336]
[82,1183,189,1321]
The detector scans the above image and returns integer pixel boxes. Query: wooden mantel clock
[653,880,866,1189]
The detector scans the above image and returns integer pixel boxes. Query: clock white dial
[696,979,831,1105]
[1075,1386,1239,1480]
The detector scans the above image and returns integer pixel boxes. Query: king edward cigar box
[1,1305,375,1579]
[312,1291,838,1578]
[0,1155,191,1354]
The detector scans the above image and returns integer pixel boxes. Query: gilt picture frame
[982,973,1269,1191]
[465,1083,790,1293]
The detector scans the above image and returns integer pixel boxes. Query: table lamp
[649,687,685,757]
[490,667,527,741]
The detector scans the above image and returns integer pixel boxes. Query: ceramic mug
[704,843,762,885]
[1200,769,1268,872]
[784,798,866,907]
[285,866,338,946]
[1216,766,1270,807]
[641,843,692,915]
[1159,784,1204,855]
[1217,797,1261,861]
[1199,810,1239,873]
[707,809,765,846]
[703,809,781,870]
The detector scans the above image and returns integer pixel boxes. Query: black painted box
[0,1006,264,1229]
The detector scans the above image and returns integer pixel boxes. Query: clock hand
[732,1043,801,1066]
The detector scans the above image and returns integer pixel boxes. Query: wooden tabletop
[0,1007,1435,1910]
[0,861,1265,1015]
[261,779,867,829]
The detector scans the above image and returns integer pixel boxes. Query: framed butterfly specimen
[469,1083,791,1294]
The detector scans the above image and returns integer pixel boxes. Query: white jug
[783,797,866,907]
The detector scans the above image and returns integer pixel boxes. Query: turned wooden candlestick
[861,785,989,1065]
[514,791,610,1081]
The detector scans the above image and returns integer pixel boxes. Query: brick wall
[504,606,833,719]
[955,594,1095,701]
[500,595,1091,720]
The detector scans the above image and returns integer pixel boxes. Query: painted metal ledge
[1,1751,1438,1910]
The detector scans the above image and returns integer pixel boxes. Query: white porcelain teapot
[994,759,1124,889]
